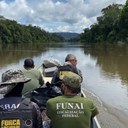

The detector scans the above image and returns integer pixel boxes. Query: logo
[1,119,20,128]
[56,102,84,118]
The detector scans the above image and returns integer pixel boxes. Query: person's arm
[46,99,54,119]
[51,69,59,85]
[91,103,99,118]
[77,69,83,82]
[39,71,44,86]
[32,102,42,128]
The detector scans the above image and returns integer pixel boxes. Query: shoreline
[84,89,128,128]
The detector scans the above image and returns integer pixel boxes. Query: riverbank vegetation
[0,16,64,45]
[1,1,128,45]
[80,0,128,44]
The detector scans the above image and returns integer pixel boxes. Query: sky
[0,0,126,33]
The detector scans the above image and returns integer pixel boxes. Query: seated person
[22,58,44,98]
[51,54,83,87]
[46,72,99,128]
[0,69,42,128]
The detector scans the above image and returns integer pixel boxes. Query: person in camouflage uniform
[46,72,99,128]
[0,69,42,128]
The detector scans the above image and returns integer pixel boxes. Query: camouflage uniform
[0,69,42,128]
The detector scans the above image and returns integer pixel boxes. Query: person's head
[0,69,31,97]
[60,72,81,94]
[24,58,35,69]
[65,54,77,67]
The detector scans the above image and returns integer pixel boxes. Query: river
[0,43,128,127]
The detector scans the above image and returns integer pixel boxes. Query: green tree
[0,17,64,44]
[80,3,123,44]
[118,0,128,42]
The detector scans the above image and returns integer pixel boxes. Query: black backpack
[31,85,62,112]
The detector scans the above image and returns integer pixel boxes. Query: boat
[32,58,101,128]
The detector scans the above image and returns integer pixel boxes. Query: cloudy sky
[0,0,126,33]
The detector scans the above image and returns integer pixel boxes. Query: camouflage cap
[0,69,31,85]
[61,72,81,88]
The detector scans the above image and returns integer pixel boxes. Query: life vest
[0,97,33,128]
[58,65,79,79]
[52,65,79,87]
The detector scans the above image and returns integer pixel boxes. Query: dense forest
[80,0,128,44]
[0,16,64,45]
[1,0,128,45]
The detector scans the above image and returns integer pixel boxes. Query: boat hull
[37,60,101,128]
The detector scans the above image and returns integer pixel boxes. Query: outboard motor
[42,58,62,77]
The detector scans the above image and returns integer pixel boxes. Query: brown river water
[0,43,128,127]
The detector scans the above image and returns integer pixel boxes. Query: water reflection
[0,43,48,68]
[0,43,128,111]
[81,44,128,111]
[82,44,128,86]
